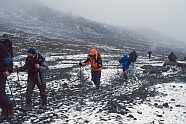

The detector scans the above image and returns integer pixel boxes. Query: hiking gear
[122,71,128,80]
[0,35,13,119]
[91,70,101,88]
[129,50,138,64]
[0,36,13,58]
[16,70,23,107]
[27,48,36,55]
[119,54,129,71]
[0,36,13,73]
[6,80,16,104]
[82,53,102,72]
[81,48,102,88]
[19,52,48,109]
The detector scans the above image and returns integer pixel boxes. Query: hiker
[147,50,152,59]
[119,51,129,79]
[129,49,138,65]
[79,48,102,89]
[163,52,177,66]
[168,52,177,62]
[18,48,48,111]
[0,34,14,119]
[128,49,138,76]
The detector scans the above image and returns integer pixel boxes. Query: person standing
[119,51,129,79]
[0,34,14,119]
[18,48,48,111]
[79,48,102,89]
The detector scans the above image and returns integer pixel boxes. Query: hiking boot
[22,104,32,111]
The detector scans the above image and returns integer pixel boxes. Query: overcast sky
[39,0,186,42]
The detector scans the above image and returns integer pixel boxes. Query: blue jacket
[119,54,129,70]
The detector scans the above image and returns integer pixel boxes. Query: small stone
[127,114,135,119]
[137,111,142,114]
[154,103,158,107]
[157,114,163,117]
[175,105,181,107]
[170,98,175,101]
[163,103,169,108]
[84,120,89,123]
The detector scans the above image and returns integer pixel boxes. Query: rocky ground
[0,31,186,124]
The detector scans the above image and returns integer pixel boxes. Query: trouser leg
[25,78,35,105]
[91,71,101,88]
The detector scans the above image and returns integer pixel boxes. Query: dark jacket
[19,53,46,79]
[129,50,138,64]
[168,52,177,62]
[0,38,13,75]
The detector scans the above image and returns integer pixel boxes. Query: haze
[38,0,186,42]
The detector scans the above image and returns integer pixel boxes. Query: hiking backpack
[0,36,13,70]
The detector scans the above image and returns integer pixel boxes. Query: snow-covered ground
[128,82,186,124]
[1,30,186,124]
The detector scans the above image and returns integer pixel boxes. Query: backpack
[0,37,13,71]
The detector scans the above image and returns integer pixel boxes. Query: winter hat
[123,49,129,56]
[89,48,97,56]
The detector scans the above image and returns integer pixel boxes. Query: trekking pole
[6,80,16,105]
[16,67,23,107]
[79,61,83,83]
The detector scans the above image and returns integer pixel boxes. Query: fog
[38,0,186,42]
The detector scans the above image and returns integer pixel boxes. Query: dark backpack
[0,37,13,70]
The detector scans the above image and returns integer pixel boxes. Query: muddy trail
[1,32,186,124]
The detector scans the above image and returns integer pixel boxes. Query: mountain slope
[0,0,185,55]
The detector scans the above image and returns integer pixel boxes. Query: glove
[35,64,40,69]
[3,71,10,77]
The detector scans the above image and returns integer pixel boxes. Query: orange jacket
[83,53,102,72]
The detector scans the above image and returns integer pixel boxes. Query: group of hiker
[0,33,179,119]
[0,34,48,119]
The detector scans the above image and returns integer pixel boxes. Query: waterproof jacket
[119,54,129,70]
[83,53,102,72]
[129,51,138,64]
[0,38,13,75]
[19,53,47,79]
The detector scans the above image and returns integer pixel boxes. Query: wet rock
[84,120,89,123]
[137,111,142,114]
[141,65,153,70]
[170,98,176,101]
[157,105,163,109]
[175,105,181,107]
[127,114,135,119]
[154,103,158,107]
[162,103,169,108]
[161,66,170,72]
[157,114,163,117]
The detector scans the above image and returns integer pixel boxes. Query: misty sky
[39,0,186,42]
